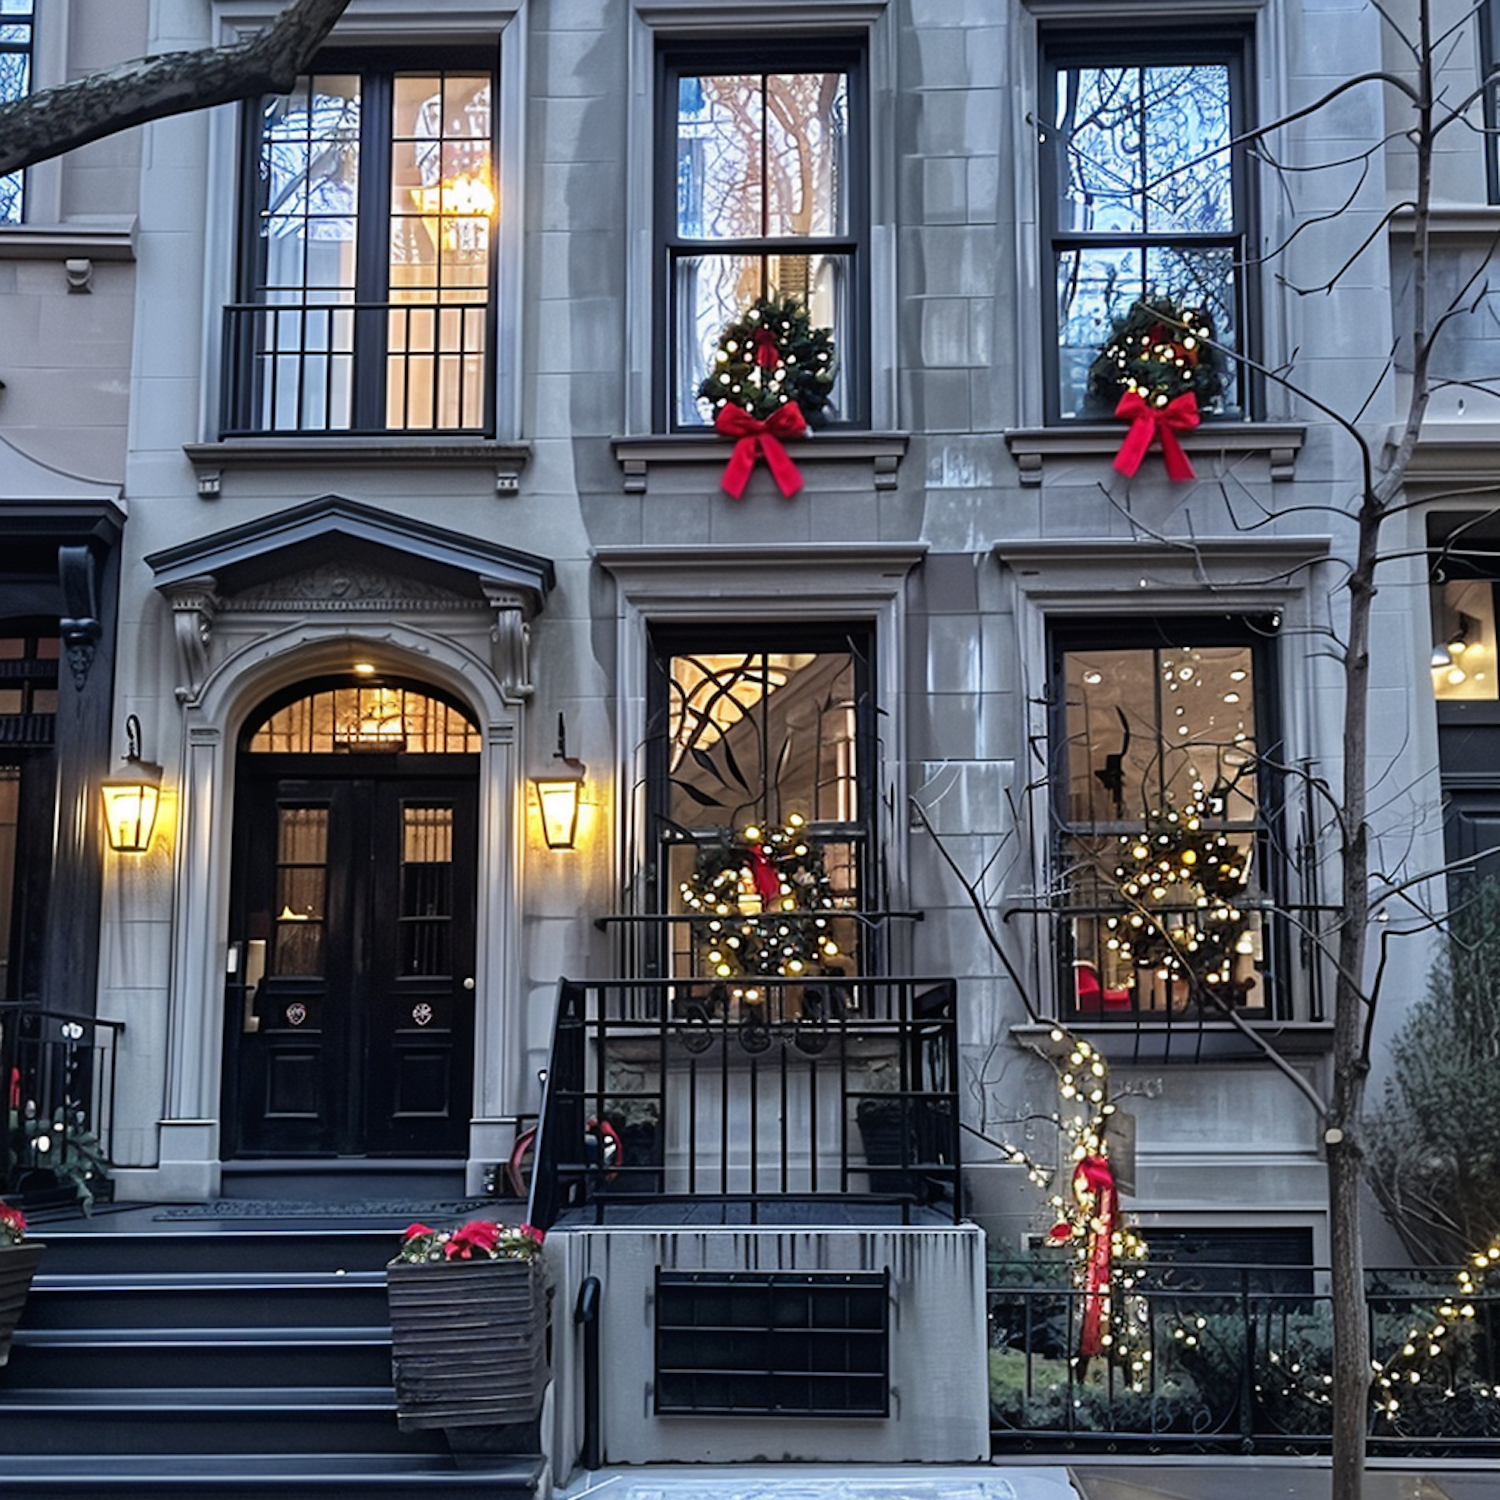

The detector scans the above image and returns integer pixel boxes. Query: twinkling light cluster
[679,814,844,1000]
[1372,1239,1500,1420]
[696,297,837,424]
[1104,782,1256,1004]
[1003,1029,1152,1383]
[1086,296,1226,413]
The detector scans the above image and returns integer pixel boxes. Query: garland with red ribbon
[678,815,844,992]
[1087,298,1225,482]
[698,297,836,499]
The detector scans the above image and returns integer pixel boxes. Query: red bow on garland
[1073,1155,1119,1359]
[1112,390,1200,482]
[714,403,808,499]
[748,844,781,903]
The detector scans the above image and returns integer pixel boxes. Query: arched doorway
[222,675,481,1159]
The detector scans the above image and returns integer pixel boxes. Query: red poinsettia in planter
[0,1202,43,1368]
[385,1218,550,1449]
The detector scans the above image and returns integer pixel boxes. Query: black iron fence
[1,1002,122,1207]
[990,1261,1500,1455]
[526,976,961,1230]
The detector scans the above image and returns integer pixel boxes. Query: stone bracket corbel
[163,575,220,703]
[481,580,535,703]
[58,543,103,691]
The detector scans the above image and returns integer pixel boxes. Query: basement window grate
[654,1269,890,1418]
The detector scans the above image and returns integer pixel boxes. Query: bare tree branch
[0,0,354,177]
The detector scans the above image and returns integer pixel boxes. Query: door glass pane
[274,807,327,976]
[400,804,453,976]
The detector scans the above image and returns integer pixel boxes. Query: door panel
[226,769,477,1158]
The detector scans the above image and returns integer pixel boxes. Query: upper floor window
[658,42,867,431]
[0,1,34,224]
[1051,618,1284,1022]
[1041,32,1251,422]
[224,51,496,437]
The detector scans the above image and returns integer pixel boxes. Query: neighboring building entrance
[223,679,480,1159]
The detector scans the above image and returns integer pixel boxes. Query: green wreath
[678,814,844,983]
[697,297,837,426]
[1086,297,1226,413]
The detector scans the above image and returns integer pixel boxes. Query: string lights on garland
[678,814,845,1000]
[1103,781,1257,1008]
[1001,1029,1152,1383]
[1087,297,1226,482]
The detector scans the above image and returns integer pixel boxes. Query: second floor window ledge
[1004,423,1304,487]
[611,431,907,494]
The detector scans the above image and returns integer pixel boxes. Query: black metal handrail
[220,297,493,437]
[989,1261,1500,1455]
[526,975,961,1230]
[1,1002,124,1204]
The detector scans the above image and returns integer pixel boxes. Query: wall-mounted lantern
[533,712,587,851]
[101,714,163,854]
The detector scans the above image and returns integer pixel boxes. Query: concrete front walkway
[554,1466,1077,1500]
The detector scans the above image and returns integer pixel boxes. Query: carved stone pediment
[229,561,481,613]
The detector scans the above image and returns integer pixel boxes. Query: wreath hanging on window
[1087,297,1226,482]
[677,814,845,992]
[697,298,837,499]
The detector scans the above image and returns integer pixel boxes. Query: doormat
[155,1198,493,1220]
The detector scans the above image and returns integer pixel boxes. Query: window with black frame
[1052,620,1281,1021]
[225,50,497,436]
[0,1,33,224]
[1041,31,1251,422]
[647,626,875,986]
[658,41,867,431]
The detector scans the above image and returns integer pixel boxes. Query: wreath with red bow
[697,296,837,426]
[1087,298,1226,482]
[1087,297,1225,412]
[678,815,844,983]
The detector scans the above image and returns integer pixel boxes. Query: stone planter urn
[386,1220,550,1456]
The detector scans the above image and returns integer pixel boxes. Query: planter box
[0,1241,44,1368]
[386,1258,550,1433]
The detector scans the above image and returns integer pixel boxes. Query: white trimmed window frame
[203,2,527,443]
[623,1,897,435]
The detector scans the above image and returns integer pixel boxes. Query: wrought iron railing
[220,298,492,437]
[525,976,961,1230]
[989,1261,1500,1455]
[1,1002,123,1206]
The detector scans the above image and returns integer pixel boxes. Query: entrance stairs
[0,1205,548,1499]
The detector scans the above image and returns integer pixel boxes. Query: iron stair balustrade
[524,974,962,1231]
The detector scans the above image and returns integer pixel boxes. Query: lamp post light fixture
[533,712,587,851]
[101,714,163,854]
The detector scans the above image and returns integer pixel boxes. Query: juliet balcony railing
[1,1001,122,1205]
[525,976,962,1231]
[219,298,493,437]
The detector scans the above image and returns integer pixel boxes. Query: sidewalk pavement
[554,1463,1500,1500]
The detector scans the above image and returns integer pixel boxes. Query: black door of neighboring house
[224,766,478,1159]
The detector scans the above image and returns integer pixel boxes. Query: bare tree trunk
[0,0,353,177]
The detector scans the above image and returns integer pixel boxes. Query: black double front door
[224,763,477,1158]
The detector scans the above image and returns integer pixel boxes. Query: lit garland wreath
[1104,782,1257,1005]
[678,814,844,999]
[1087,298,1226,482]
[697,296,837,427]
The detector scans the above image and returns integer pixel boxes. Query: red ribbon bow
[1112,390,1200,482]
[714,403,808,499]
[1073,1155,1119,1359]
[749,844,781,903]
[752,327,781,369]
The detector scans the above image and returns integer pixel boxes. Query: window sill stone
[1004,423,1306,486]
[1011,1019,1333,1062]
[183,437,532,497]
[611,431,909,493]
[0,221,137,261]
